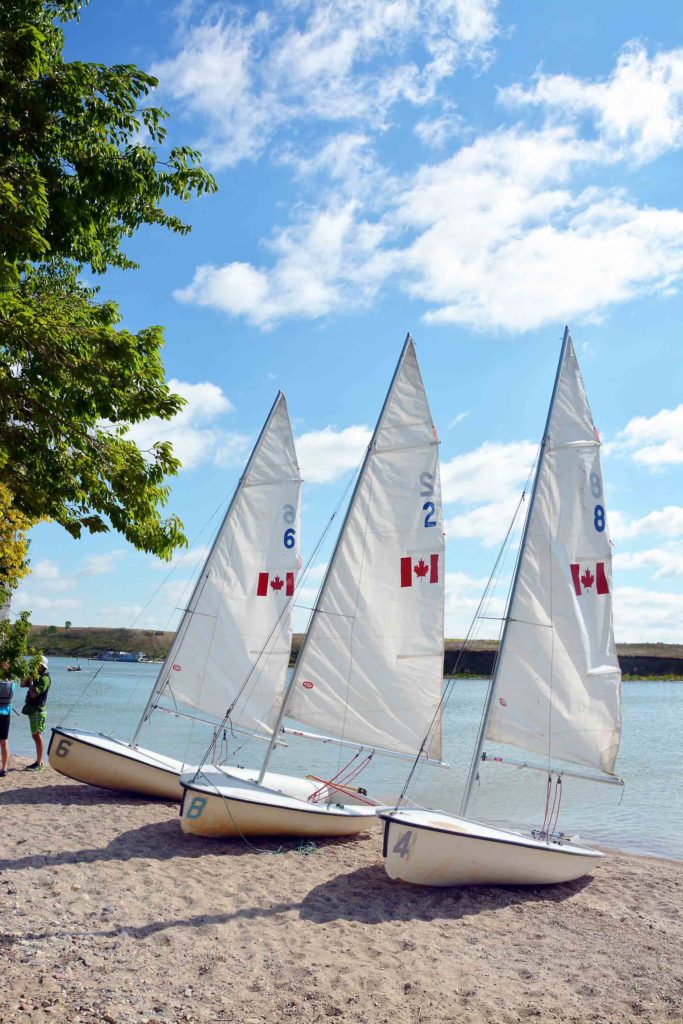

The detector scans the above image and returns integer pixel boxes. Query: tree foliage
[0,0,218,575]
[0,611,41,679]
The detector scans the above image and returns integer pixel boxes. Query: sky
[13,0,683,643]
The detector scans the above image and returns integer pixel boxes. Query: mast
[131,391,287,747]
[256,335,414,785]
[460,326,571,816]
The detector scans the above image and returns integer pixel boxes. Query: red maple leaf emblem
[580,568,594,590]
[414,559,429,579]
[270,575,284,591]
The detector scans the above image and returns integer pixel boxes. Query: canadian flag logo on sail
[570,562,609,596]
[400,554,439,588]
[257,572,294,597]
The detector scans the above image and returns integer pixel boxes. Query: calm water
[8,657,683,860]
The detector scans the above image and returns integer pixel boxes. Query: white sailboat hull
[380,809,603,887]
[48,727,195,801]
[180,766,382,838]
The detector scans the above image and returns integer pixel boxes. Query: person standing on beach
[0,661,16,777]
[20,656,51,771]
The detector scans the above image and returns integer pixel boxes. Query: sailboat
[179,335,447,838]
[48,392,302,801]
[380,328,624,886]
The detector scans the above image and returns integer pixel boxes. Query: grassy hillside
[29,625,683,676]
[30,625,174,662]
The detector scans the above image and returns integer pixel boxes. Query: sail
[287,338,445,759]
[150,393,301,736]
[486,335,621,774]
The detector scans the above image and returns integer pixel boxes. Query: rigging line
[57,665,105,727]
[192,458,361,774]
[458,436,545,814]
[394,477,533,810]
[126,494,230,633]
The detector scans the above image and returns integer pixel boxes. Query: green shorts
[27,709,47,735]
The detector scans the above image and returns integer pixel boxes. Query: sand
[1,758,682,1024]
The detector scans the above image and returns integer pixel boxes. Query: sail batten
[485,334,622,775]
[138,393,301,739]
[287,338,445,760]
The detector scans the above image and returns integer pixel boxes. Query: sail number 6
[283,504,296,549]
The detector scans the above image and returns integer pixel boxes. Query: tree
[0,0,217,561]
[0,0,217,665]
[64,620,71,629]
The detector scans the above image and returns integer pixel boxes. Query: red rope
[305,775,377,806]
[307,752,373,803]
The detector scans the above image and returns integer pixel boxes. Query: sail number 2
[420,472,437,528]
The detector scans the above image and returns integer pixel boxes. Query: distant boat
[48,392,303,801]
[381,328,624,887]
[67,666,82,672]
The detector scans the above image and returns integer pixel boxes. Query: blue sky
[14,0,683,642]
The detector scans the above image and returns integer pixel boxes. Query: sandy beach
[1,758,682,1024]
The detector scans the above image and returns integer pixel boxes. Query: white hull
[48,727,195,801]
[380,809,603,886]
[180,766,382,838]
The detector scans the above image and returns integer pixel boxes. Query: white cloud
[500,43,683,163]
[30,560,63,582]
[397,130,683,331]
[81,551,125,577]
[175,43,683,332]
[614,585,683,642]
[154,0,499,169]
[449,411,470,429]
[414,112,464,149]
[151,545,211,573]
[295,424,372,483]
[441,440,537,505]
[444,569,507,639]
[613,545,683,580]
[441,441,537,547]
[124,378,243,471]
[12,592,82,616]
[175,201,391,328]
[610,505,683,541]
[613,404,683,468]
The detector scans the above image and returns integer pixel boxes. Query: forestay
[148,393,301,736]
[288,338,445,759]
[486,337,621,774]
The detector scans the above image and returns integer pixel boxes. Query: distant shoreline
[30,625,683,679]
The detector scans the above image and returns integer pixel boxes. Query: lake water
[8,657,683,860]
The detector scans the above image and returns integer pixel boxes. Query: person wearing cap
[0,660,16,777]
[20,656,52,771]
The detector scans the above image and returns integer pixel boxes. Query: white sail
[486,336,621,774]
[148,393,301,736]
[287,338,445,759]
